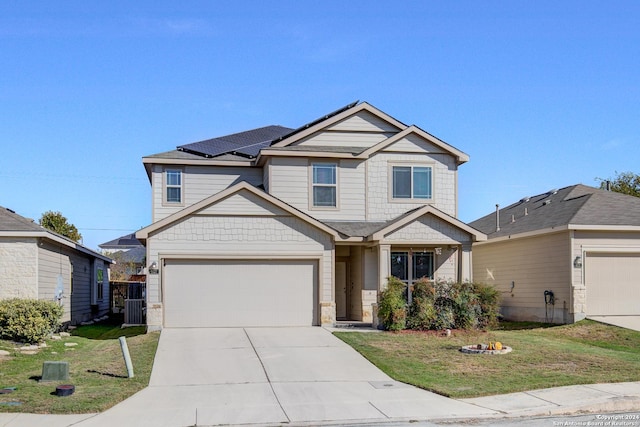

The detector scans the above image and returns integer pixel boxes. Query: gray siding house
[0,206,112,325]
[136,102,486,329]
[470,184,640,328]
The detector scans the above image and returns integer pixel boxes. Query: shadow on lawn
[495,321,562,331]
[71,317,146,341]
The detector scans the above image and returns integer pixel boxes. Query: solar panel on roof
[177,125,293,159]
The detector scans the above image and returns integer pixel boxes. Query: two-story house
[136,102,486,330]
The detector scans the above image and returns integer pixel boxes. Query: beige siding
[294,131,394,148]
[269,157,366,220]
[473,231,571,323]
[263,159,271,193]
[199,190,286,216]
[0,237,38,299]
[268,157,308,211]
[434,247,458,282]
[326,110,402,132]
[384,215,471,244]
[367,152,457,220]
[38,242,73,323]
[152,165,263,221]
[146,214,334,327]
[382,134,449,154]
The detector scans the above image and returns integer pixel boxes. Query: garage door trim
[159,253,324,327]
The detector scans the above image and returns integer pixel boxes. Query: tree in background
[598,171,640,198]
[39,210,82,242]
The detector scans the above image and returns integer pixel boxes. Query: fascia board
[568,224,640,232]
[372,206,486,242]
[473,226,569,246]
[142,157,255,168]
[0,231,112,262]
[258,150,356,159]
[358,126,470,163]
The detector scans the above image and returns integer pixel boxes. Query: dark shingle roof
[177,125,294,159]
[99,232,143,249]
[469,184,640,239]
[322,221,389,237]
[0,206,42,232]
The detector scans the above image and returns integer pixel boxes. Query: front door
[335,260,348,320]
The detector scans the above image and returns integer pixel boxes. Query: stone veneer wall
[0,238,38,299]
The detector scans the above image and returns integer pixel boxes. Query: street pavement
[1,327,639,426]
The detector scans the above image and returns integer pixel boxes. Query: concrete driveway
[76,327,496,426]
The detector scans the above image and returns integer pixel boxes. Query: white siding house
[137,102,485,329]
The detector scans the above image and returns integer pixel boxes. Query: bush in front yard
[473,282,501,329]
[402,279,500,331]
[0,298,64,344]
[378,276,407,331]
[407,279,436,330]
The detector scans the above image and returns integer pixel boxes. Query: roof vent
[548,189,558,195]
[524,207,528,216]
[520,197,530,203]
[543,200,552,206]
[511,214,515,223]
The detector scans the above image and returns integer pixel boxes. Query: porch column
[460,243,472,282]
[378,244,391,291]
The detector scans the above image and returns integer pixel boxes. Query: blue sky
[2,1,639,250]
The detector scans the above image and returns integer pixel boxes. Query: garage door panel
[163,259,318,327]
[586,252,640,316]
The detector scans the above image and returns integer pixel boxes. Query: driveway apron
[75,327,495,426]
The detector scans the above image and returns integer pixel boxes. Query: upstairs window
[392,165,432,200]
[312,163,337,207]
[165,169,182,204]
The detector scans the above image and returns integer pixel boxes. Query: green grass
[334,320,640,399]
[0,321,159,414]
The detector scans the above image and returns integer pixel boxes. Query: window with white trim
[312,163,337,207]
[165,169,182,204]
[392,165,432,200]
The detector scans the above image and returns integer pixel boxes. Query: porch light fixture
[573,256,582,268]
[150,261,158,270]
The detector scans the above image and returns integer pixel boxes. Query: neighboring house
[136,101,486,329]
[99,232,146,279]
[470,184,640,328]
[0,206,112,325]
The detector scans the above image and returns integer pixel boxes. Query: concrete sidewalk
[1,326,639,426]
[2,381,639,426]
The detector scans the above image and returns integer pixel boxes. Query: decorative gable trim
[358,126,469,164]
[268,102,407,149]
[136,181,340,241]
[370,205,486,242]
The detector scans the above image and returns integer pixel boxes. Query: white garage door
[585,252,640,316]
[163,259,318,327]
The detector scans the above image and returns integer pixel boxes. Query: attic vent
[543,200,552,206]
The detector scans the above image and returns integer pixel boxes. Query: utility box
[41,361,69,382]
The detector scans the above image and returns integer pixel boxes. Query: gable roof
[143,101,468,169]
[99,232,143,250]
[323,205,486,242]
[0,206,112,263]
[470,184,640,239]
[135,181,341,241]
[268,101,406,148]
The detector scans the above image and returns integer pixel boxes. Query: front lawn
[334,320,640,398]
[0,322,159,414]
